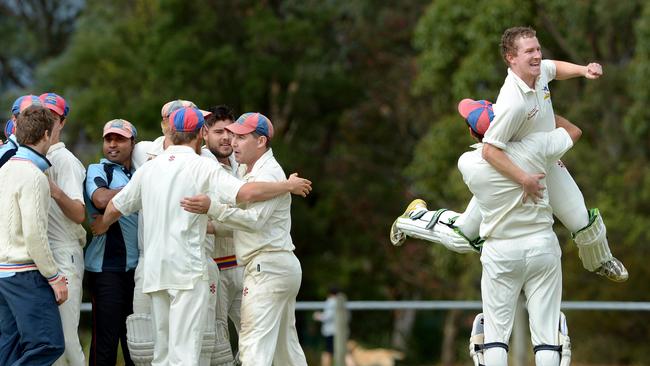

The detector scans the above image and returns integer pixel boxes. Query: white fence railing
[81,299,650,366]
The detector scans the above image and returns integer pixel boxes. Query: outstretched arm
[553,60,602,80]
[235,173,311,203]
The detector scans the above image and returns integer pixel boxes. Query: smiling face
[203,119,233,159]
[507,36,542,86]
[103,133,134,166]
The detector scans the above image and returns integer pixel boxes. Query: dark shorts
[325,335,334,354]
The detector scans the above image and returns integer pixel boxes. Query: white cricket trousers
[481,232,562,366]
[201,259,219,366]
[239,251,307,366]
[52,245,86,366]
[459,161,590,236]
[150,278,210,366]
[217,265,244,335]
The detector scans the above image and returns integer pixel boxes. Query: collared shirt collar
[244,148,274,179]
[47,141,66,154]
[14,145,52,172]
[507,67,539,94]
[8,134,18,146]
[164,145,198,155]
[99,157,134,175]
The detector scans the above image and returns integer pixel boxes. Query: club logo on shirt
[210,283,216,294]
[243,287,249,297]
[527,106,539,120]
[168,155,175,161]
[543,85,551,101]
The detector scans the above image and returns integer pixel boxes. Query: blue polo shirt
[84,158,139,272]
[0,135,18,167]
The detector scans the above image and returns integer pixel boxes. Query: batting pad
[126,313,154,366]
[396,210,479,253]
[572,208,613,271]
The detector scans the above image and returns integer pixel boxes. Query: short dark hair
[251,131,271,148]
[169,130,200,145]
[500,26,536,66]
[16,106,56,145]
[205,105,235,128]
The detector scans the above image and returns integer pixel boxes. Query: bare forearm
[91,188,121,210]
[482,143,527,184]
[103,201,123,227]
[236,181,288,203]
[553,60,588,80]
[52,193,85,224]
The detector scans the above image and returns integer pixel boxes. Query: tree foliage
[2,0,649,363]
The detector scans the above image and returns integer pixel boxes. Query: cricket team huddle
[0,93,313,366]
[0,25,632,366]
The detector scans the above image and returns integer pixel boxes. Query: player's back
[459,129,573,240]
[137,145,215,291]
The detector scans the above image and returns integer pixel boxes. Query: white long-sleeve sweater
[0,152,61,283]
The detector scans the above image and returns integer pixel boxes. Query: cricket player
[183,112,309,366]
[481,26,626,281]
[0,105,68,366]
[91,107,311,366]
[40,92,88,366]
[85,119,139,366]
[394,27,627,282]
[0,95,42,166]
[202,105,244,365]
[463,99,580,365]
[127,99,216,366]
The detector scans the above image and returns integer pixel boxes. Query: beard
[208,145,233,159]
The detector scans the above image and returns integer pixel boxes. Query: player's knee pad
[211,319,234,365]
[532,311,571,366]
[469,313,488,366]
[126,313,154,366]
[572,208,613,271]
[201,330,217,360]
[558,312,571,366]
[211,341,235,365]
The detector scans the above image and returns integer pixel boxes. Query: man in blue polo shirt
[84,119,139,366]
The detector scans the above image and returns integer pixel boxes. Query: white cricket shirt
[458,128,573,240]
[45,142,87,248]
[112,145,245,292]
[484,60,557,148]
[209,149,294,265]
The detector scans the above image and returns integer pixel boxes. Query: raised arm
[553,60,602,80]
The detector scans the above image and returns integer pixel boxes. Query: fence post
[334,293,349,366]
